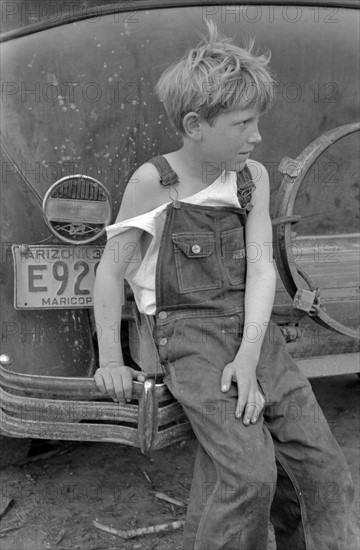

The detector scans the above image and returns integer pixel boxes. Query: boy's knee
[240,461,278,497]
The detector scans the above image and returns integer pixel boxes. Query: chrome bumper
[0,365,193,454]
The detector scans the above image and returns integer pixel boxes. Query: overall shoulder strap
[146,156,180,187]
[236,164,255,211]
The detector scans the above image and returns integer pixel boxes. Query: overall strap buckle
[147,155,181,208]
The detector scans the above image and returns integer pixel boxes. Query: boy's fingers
[245,401,258,425]
[236,398,244,419]
[121,368,134,402]
[235,386,247,419]
[94,370,106,394]
[221,364,234,392]
[243,396,255,425]
[250,406,261,424]
[243,401,256,426]
[111,372,126,403]
[134,371,146,383]
[250,395,265,424]
[235,376,251,418]
[102,372,117,402]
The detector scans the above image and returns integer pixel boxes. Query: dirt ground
[1,374,359,550]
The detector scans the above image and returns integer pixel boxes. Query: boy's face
[199,105,262,172]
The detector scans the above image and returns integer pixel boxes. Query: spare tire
[273,122,360,341]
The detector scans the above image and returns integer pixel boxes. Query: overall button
[192,244,201,254]
[158,311,168,319]
[159,338,168,346]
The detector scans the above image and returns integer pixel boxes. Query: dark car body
[0,0,359,463]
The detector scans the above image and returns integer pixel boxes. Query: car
[0,0,359,467]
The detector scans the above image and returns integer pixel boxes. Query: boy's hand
[94,364,146,403]
[221,360,265,425]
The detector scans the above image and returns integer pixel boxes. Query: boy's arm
[94,162,169,403]
[93,227,146,403]
[221,161,276,423]
[239,161,276,362]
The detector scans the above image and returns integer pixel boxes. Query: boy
[94,23,354,550]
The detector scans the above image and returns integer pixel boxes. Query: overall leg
[186,441,277,550]
[157,315,277,550]
[258,322,355,550]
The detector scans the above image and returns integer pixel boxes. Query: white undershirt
[106,170,243,315]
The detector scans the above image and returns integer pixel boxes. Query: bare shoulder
[115,161,171,223]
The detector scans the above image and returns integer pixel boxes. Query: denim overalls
[149,156,355,550]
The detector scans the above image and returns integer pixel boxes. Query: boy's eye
[233,115,259,126]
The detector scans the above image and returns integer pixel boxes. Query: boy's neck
[168,144,225,186]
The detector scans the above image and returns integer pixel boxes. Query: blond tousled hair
[155,21,276,134]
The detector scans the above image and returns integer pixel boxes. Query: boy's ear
[182,112,203,140]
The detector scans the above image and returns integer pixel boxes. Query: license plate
[12,244,104,309]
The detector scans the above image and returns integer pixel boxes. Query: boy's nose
[249,126,262,144]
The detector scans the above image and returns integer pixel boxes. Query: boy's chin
[228,160,247,172]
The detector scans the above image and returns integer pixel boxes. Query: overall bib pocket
[172,232,221,293]
[221,227,246,286]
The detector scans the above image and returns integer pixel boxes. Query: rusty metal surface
[297,352,360,378]
[1,1,358,40]
[153,423,194,451]
[2,10,358,226]
[0,139,99,376]
[272,233,359,350]
[274,123,359,296]
[0,408,141,444]
[0,386,138,423]
[0,405,195,451]
[273,124,360,340]
[158,401,188,426]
